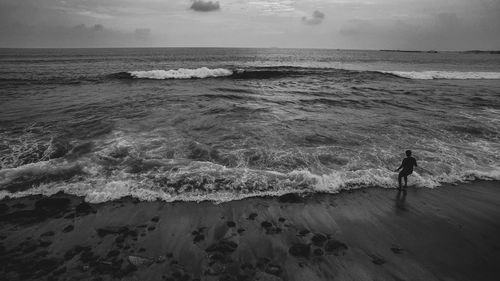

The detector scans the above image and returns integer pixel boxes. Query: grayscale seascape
[1,1,500,280]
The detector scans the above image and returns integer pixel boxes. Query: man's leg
[404,175,408,188]
[398,172,403,190]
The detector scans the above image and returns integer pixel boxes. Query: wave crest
[129,67,233,79]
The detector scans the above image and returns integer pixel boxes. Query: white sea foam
[382,71,500,80]
[1,158,499,204]
[1,126,500,204]
[129,67,233,79]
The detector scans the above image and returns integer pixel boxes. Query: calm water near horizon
[1,48,499,202]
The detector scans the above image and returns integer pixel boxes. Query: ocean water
[1,48,499,203]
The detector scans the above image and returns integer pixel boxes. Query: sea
[0,48,499,203]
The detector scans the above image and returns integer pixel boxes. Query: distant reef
[462,50,500,54]
[380,50,438,53]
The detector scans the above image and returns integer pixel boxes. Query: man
[395,150,417,190]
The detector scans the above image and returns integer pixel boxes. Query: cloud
[190,0,220,12]
[302,10,325,25]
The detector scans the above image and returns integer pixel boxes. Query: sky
[0,0,499,50]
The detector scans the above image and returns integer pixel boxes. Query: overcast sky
[1,0,499,50]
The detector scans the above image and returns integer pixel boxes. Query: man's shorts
[399,170,413,177]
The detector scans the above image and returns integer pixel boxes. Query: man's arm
[414,158,418,167]
[395,160,403,172]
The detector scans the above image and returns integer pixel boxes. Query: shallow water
[1,48,499,202]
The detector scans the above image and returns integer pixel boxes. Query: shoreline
[1,180,499,281]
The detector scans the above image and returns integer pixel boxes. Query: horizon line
[0,46,499,53]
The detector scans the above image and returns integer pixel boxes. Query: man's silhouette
[395,150,417,190]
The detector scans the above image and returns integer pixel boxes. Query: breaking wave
[381,71,500,80]
[0,157,499,204]
[1,127,499,203]
[112,67,500,81]
[128,67,233,79]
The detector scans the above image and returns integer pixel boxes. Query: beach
[1,180,499,281]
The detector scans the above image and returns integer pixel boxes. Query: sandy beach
[1,181,499,281]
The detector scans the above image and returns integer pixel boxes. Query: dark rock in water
[156,255,166,263]
[278,217,286,222]
[237,228,245,234]
[22,242,39,254]
[65,245,91,260]
[256,257,270,268]
[289,243,310,258]
[63,225,74,233]
[208,251,226,262]
[370,255,386,265]
[97,226,132,238]
[80,249,97,264]
[151,216,160,222]
[147,226,156,231]
[278,193,304,203]
[193,234,205,243]
[324,239,348,255]
[391,246,403,254]
[64,213,76,219]
[226,221,236,227]
[261,221,272,228]
[40,231,55,237]
[313,248,324,256]
[298,229,310,236]
[265,264,282,276]
[205,240,238,253]
[248,213,258,220]
[311,234,327,246]
[94,259,124,277]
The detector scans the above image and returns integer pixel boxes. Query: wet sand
[1,181,500,281]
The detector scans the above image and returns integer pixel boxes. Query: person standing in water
[395,150,418,190]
